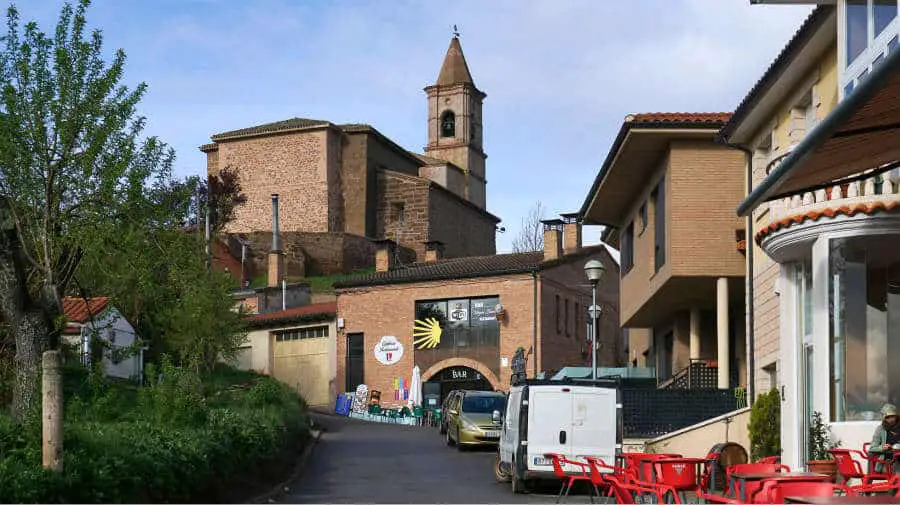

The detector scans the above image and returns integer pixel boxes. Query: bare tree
[511,201,546,253]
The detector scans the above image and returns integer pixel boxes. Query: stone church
[201,35,500,279]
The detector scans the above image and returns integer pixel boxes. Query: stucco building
[333,219,624,407]
[200,35,500,277]
[723,1,900,469]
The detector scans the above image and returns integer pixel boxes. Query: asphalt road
[275,413,605,504]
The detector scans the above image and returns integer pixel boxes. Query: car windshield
[462,395,506,414]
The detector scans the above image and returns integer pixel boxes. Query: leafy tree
[511,201,546,253]
[0,0,176,421]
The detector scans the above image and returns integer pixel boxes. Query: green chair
[413,406,424,426]
[432,408,442,428]
[400,406,411,418]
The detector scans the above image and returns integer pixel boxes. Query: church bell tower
[424,30,488,209]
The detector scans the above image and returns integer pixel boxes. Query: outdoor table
[785,496,900,504]
[730,472,829,502]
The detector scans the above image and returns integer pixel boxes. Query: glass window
[414,297,500,353]
[621,222,634,274]
[875,0,897,38]
[653,177,666,272]
[462,394,506,414]
[845,81,855,97]
[847,0,869,66]
[830,236,900,421]
[890,35,899,53]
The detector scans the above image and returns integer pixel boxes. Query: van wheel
[494,453,511,483]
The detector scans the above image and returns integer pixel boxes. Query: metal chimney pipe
[271,193,281,251]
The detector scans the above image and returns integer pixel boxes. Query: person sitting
[869,403,900,473]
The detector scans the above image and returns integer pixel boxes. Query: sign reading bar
[440,367,483,382]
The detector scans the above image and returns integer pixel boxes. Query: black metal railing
[662,359,739,390]
[622,387,742,439]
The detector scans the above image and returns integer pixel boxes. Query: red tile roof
[62,297,111,323]
[755,202,900,243]
[628,112,733,124]
[243,302,337,324]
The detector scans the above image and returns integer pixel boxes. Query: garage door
[272,326,331,407]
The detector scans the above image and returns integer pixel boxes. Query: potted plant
[807,410,839,480]
[748,387,781,462]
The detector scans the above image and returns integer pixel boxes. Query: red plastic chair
[632,453,682,482]
[752,480,849,504]
[696,490,741,503]
[758,455,780,464]
[725,462,790,499]
[544,452,600,504]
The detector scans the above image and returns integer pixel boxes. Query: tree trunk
[12,311,48,423]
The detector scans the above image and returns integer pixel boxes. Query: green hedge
[0,361,310,503]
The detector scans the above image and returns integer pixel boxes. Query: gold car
[444,390,507,449]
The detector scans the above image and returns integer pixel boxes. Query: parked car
[439,390,462,434]
[495,378,622,494]
[444,390,507,449]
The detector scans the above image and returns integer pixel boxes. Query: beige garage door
[272,326,331,407]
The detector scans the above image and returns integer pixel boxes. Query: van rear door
[526,387,572,472]
[570,386,618,470]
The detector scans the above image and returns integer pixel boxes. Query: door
[500,388,521,464]
[346,333,365,393]
[570,387,618,467]
[527,388,573,472]
[272,327,331,406]
[796,260,814,462]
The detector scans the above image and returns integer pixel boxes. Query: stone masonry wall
[213,129,336,234]
[231,231,377,278]
[428,184,497,259]
[377,171,431,261]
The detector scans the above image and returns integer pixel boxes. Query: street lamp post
[584,260,606,380]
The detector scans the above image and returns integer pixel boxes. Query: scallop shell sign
[374,336,404,365]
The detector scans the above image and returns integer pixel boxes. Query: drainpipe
[532,270,539,378]
[718,137,755,405]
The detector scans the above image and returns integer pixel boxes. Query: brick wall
[336,274,540,405]
[212,129,340,235]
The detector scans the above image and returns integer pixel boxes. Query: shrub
[748,387,781,461]
[0,364,309,503]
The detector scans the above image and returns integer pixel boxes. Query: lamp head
[584,259,605,284]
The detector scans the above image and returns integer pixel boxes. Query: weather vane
[453,24,459,38]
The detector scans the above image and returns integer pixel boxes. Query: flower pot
[807,459,838,482]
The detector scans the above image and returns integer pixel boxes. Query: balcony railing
[770,169,900,223]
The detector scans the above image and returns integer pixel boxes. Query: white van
[495,378,622,494]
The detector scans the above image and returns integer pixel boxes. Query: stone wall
[428,183,497,258]
[377,171,431,260]
[227,231,378,278]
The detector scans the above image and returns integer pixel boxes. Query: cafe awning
[737,46,900,216]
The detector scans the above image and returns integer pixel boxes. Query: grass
[249,267,375,293]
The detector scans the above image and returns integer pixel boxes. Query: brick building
[200,35,499,277]
[333,219,624,408]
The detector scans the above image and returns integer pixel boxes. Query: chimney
[268,194,284,288]
[423,240,445,263]
[374,239,397,272]
[541,219,563,261]
[560,213,582,255]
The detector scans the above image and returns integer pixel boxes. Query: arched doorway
[423,365,493,407]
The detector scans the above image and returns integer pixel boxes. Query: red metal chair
[751,480,849,504]
[653,459,704,501]
[757,455,780,464]
[544,452,600,504]
[602,474,682,504]
[696,490,741,504]
[848,474,900,496]
[862,442,896,479]
[830,448,890,486]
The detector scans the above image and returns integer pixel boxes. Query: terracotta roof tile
[210,117,331,141]
[755,202,900,243]
[628,112,732,124]
[62,297,111,323]
[243,302,337,324]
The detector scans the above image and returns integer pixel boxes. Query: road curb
[247,428,323,504]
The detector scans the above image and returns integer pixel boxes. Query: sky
[17,0,814,254]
